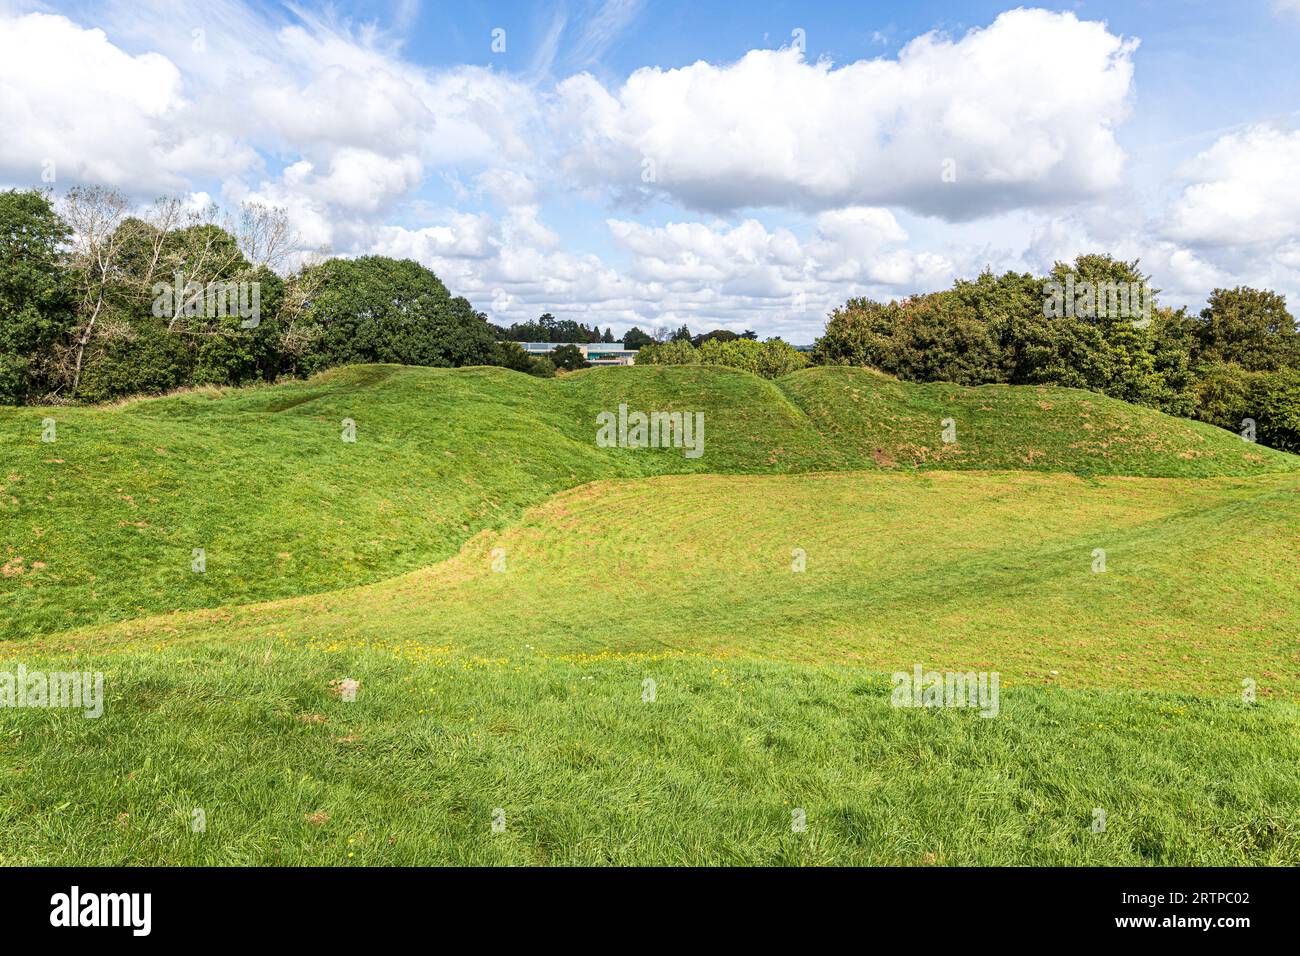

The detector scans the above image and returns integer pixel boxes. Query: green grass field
[2,364,1297,865]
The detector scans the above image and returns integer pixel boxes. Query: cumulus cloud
[1164,127,1300,247]
[363,204,987,342]
[0,11,256,191]
[5,0,1293,336]
[551,8,1138,219]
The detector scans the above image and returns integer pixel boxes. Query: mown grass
[61,469,1300,700]
[2,364,1297,866]
[3,363,1294,642]
[2,467,1297,864]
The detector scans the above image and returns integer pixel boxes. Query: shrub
[1249,368,1300,452]
[639,337,807,378]
[636,340,700,367]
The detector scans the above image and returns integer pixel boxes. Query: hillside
[5,466,1298,864]
[3,362,1296,641]
[3,362,1298,865]
[62,468,1300,699]
[779,365,1296,477]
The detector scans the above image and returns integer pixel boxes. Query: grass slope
[3,467,1297,864]
[781,365,1296,476]
[41,468,1300,698]
[3,362,1297,866]
[3,363,1294,642]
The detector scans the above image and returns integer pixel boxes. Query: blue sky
[3,0,1299,340]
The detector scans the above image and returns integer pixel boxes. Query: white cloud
[552,9,1138,219]
[371,212,497,261]
[607,218,802,283]
[0,11,255,191]
[5,1,1294,336]
[565,0,646,69]
[1164,127,1300,247]
[364,205,986,341]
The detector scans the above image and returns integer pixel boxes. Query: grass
[2,363,1297,865]
[2,645,1295,865]
[3,363,1294,641]
[781,365,1297,477]
[57,469,1300,699]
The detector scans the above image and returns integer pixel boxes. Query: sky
[2,0,1299,342]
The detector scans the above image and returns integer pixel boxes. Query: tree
[1191,361,1256,435]
[496,312,604,343]
[887,292,1002,386]
[527,355,556,377]
[670,324,693,343]
[623,326,653,350]
[691,329,738,347]
[0,190,74,403]
[1249,368,1300,452]
[635,340,699,366]
[59,185,131,396]
[299,257,499,373]
[817,289,1012,386]
[813,297,898,370]
[1194,287,1299,372]
[550,343,588,371]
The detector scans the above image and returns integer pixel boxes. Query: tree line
[1,188,1296,451]
[809,254,1300,451]
[0,187,559,404]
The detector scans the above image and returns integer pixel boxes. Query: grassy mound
[4,360,1297,865]
[779,365,1299,477]
[3,363,1295,642]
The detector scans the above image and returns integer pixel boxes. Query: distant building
[516,342,638,366]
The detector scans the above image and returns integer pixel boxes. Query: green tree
[0,190,73,403]
[639,337,807,379]
[888,292,1002,386]
[635,340,699,366]
[1191,361,1256,434]
[1193,287,1300,372]
[550,343,589,371]
[622,326,653,350]
[498,313,603,343]
[691,329,738,347]
[814,292,999,386]
[811,297,898,369]
[1249,368,1300,452]
[299,257,498,373]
